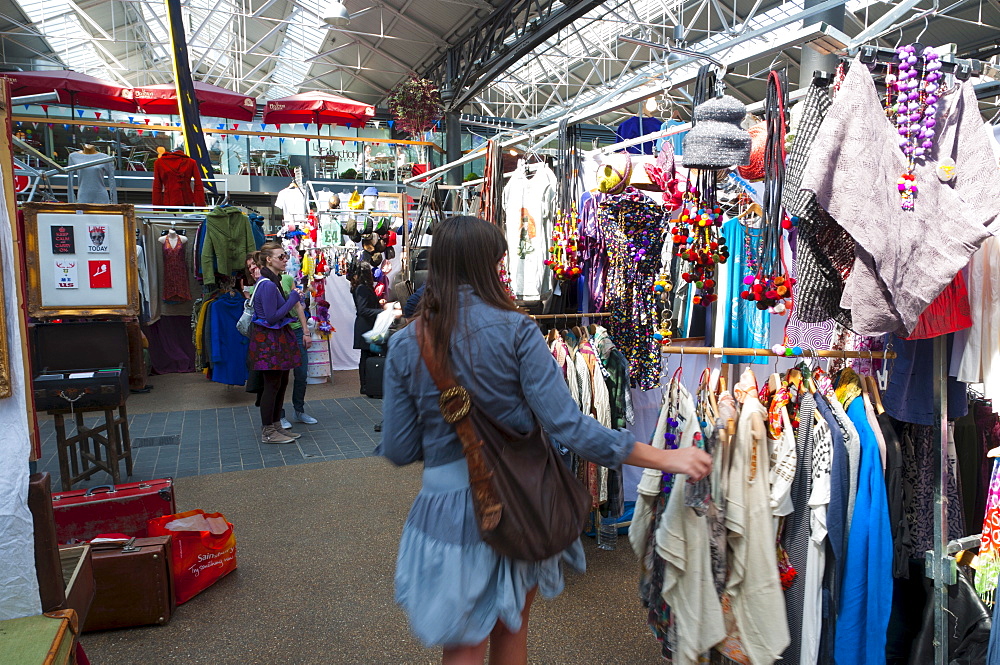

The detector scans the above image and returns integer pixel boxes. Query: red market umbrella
[134,82,257,121]
[263,91,374,127]
[0,70,137,112]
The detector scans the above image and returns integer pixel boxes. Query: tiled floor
[36,397,383,490]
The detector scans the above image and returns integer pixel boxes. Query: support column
[799,0,845,88]
[445,111,462,187]
[441,49,463,191]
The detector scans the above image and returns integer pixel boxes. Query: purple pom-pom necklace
[886,44,942,211]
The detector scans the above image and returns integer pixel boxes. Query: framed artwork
[22,203,139,318]
[374,193,403,213]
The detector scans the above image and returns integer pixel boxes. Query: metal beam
[426,0,607,111]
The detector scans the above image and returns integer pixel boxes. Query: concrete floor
[79,459,663,664]
[70,370,663,664]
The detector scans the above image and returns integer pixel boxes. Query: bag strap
[247,277,267,308]
[415,319,502,531]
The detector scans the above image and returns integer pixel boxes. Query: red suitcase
[52,479,176,544]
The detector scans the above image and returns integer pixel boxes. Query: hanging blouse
[655,384,726,664]
[958,237,1000,406]
[800,59,997,337]
[725,369,791,664]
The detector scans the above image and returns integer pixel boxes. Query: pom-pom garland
[544,206,582,281]
[887,44,942,211]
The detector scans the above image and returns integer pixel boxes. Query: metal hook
[915,15,930,44]
[892,26,904,50]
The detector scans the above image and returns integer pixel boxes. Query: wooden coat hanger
[736,202,763,221]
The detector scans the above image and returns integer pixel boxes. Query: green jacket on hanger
[201,206,257,285]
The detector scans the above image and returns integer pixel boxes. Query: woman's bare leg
[487,587,538,665]
[442,638,489,665]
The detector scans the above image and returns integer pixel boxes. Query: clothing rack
[528,312,613,320]
[658,346,897,359]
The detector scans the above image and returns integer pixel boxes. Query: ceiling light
[322,0,351,27]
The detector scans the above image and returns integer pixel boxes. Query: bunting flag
[137,129,144,136]
[233,123,239,131]
[152,131,158,137]
[40,105,48,114]
[63,124,69,130]
[275,124,281,132]
[260,123,266,132]
[165,0,217,194]
[387,120,394,128]
[128,116,135,123]
[303,123,310,131]
[76,109,84,117]
[95,112,102,120]
[23,104,28,111]
[144,118,151,125]
[279,137,284,143]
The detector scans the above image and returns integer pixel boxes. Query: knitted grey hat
[681,95,752,169]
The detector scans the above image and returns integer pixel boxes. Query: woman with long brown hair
[377,216,711,664]
[247,241,303,444]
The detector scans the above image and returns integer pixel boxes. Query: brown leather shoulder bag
[416,321,591,562]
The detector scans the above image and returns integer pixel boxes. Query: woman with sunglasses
[248,241,304,444]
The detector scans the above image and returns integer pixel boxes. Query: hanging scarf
[976,459,1000,604]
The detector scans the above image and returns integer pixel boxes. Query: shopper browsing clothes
[348,261,396,395]
[377,217,711,664]
[247,242,304,444]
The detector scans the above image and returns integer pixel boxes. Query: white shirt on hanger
[275,186,306,219]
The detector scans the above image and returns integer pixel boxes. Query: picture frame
[22,202,139,318]
[374,193,403,213]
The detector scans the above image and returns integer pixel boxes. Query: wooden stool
[50,403,133,491]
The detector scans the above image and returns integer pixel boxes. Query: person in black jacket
[349,261,395,395]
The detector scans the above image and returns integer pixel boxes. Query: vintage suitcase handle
[84,484,117,497]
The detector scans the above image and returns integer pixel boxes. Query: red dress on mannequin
[152,150,206,206]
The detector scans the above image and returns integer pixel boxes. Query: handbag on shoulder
[416,321,591,562]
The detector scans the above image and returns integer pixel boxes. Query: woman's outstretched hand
[662,446,713,481]
[622,441,713,482]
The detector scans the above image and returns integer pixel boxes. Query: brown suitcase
[83,536,175,632]
[29,473,96,628]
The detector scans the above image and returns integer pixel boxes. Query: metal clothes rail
[658,346,897,359]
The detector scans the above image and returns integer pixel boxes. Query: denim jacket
[377,287,635,469]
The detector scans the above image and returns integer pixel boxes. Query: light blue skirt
[395,458,586,647]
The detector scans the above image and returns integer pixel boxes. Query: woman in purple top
[248,241,302,444]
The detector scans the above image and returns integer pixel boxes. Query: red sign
[88,260,112,288]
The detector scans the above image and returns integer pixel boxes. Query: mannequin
[160,228,191,302]
[69,144,117,204]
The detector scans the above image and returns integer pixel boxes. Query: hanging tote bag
[237,278,265,337]
[416,322,591,562]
